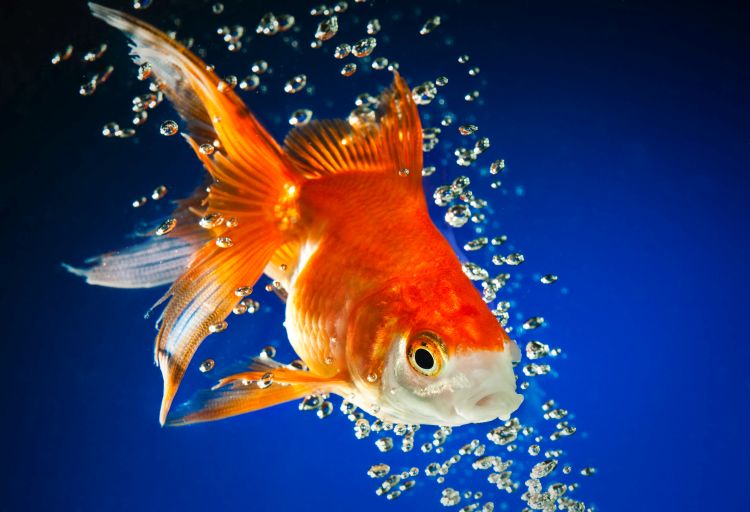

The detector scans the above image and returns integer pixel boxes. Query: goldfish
[70,3,523,427]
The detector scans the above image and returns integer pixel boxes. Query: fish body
[73,4,523,427]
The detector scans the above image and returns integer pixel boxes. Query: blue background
[2,0,749,510]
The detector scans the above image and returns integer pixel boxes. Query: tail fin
[88,4,299,424]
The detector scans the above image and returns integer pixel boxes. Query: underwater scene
[2,0,749,510]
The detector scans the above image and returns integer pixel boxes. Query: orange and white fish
[72,4,523,427]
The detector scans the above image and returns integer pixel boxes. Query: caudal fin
[88,4,299,425]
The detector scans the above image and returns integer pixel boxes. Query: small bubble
[580,467,597,477]
[465,90,480,102]
[445,204,471,227]
[464,237,488,251]
[458,54,470,64]
[51,44,74,65]
[352,37,377,58]
[436,76,449,87]
[82,43,107,63]
[212,2,224,14]
[151,185,167,200]
[137,63,152,81]
[523,316,545,330]
[525,341,550,360]
[334,43,351,59]
[398,168,410,177]
[375,437,394,452]
[289,109,313,126]
[199,359,215,373]
[208,321,228,334]
[530,459,558,479]
[234,286,253,297]
[256,12,280,36]
[251,60,268,74]
[218,75,237,92]
[102,122,120,138]
[132,111,148,126]
[372,57,389,70]
[317,400,333,419]
[159,120,178,136]
[420,15,441,35]
[199,143,216,155]
[459,124,478,135]
[277,14,295,32]
[315,15,339,41]
[540,274,558,284]
[258,372,273,388]
[468,66,480,76]
[132,197,147,208]
[341,63,357,77]
[368,464,390,478]
[462,262,489,281]
[505,252,525,265]
[523,363,551,376]
[284,74,307,94]
[440,488,462,506]
[490,159,505,174]
[366,18,381,35]
[412,81,437,105]
[260,345,276,358]
[200,212,225,229]
[215,236,234,248]
[239,74,260,91]
[422,166,437,177]
[155,218,177,236]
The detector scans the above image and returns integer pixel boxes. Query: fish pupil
[414,348,434,370]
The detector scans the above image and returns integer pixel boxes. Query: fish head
[347,275,523,426]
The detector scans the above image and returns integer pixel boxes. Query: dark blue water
[2,1,749,510]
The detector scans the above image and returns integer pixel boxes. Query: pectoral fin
[166,366,348,426]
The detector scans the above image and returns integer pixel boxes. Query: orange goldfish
[71,4,523,427]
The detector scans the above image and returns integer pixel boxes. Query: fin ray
[284,72,423,193]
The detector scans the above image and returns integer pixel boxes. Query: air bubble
[352,37,377,58]
[199,359,215,373]
[289,109,313,126]
[155,218,177,236]
[315,16,339,41]
[284,74,307,94]
[420,16,441,35]
[341,63,357,77]
[159,120,178,136]
[540,274,558,284]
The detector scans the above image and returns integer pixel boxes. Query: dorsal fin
[284,72,423,194]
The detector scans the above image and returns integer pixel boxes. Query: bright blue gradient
[2,1,749,511]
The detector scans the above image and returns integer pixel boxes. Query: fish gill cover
[51,0,596,510]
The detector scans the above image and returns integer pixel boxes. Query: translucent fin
[284,72,424,195]
[64,188,210,289]
[167,368,345,426]
[90,4,298,425]
[63,238,194,289]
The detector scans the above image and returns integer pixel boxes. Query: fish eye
[407,331,446,377]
